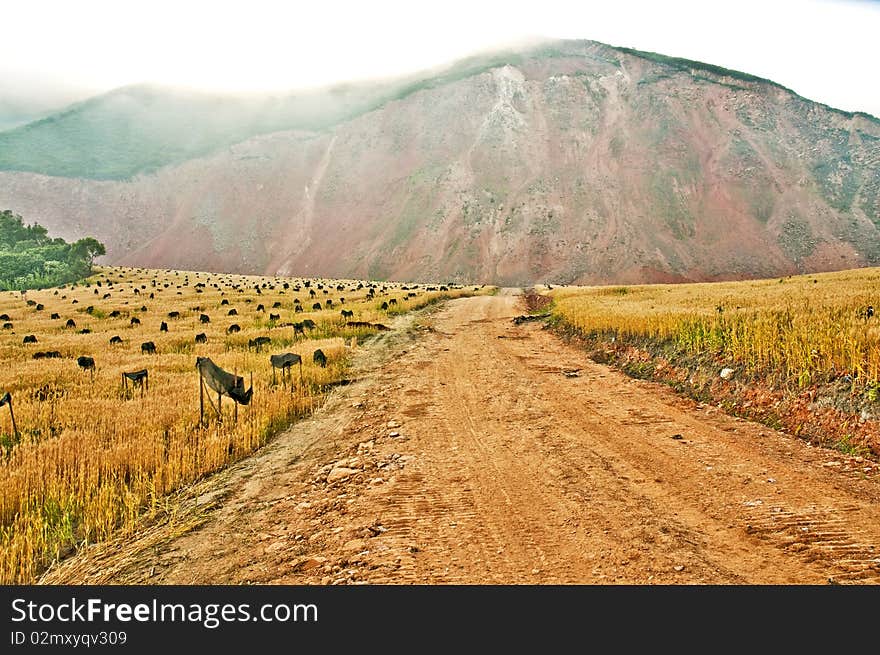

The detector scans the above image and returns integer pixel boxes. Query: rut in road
[41,293,880,584]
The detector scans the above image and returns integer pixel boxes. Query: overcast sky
[3,0,879,117]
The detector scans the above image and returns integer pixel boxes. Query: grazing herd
[1,268,471,429]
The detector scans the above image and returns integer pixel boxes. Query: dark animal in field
[293,298,301,304]
[51,312,60,319]
[141,341,157,354]
[130,317,141,326]
[294,304,304,313]
[248,336,271,351]
[381,302,389,310]
[195,333,208,343]
[199,314,211,324]
[109,310,121,318]
[309,289,316,298]
[325,299,333,307]
[313,349,327,368]
[221,299,229,305]
[35,304,44,311]
[256,304,265,312]
[103,293,111,299]
[269,352,302,386]
[22,335,37,343]
[866,306,875,319]
[227,308,237,316]
[77,356,95,371]
[109,335,123,345]
[341,309,354,318]
[346,321,390,331]
[78,328,91,334]
[168,311,180,319]
[65,319,76,328]
[85,305,95,314]
[0,314,8,321]
[312,303,322,311]
[33,351,62,360]
[269,313,280,321]
[227,324,241,334]
[389,299,397,306]
[273,301,282,308]
[302,319,316,329]
[27,299,36,306]
[195,357,253,419]
[121,369,149,396]
[160,321,168,332]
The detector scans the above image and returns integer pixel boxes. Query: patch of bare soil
[41,293,880,585]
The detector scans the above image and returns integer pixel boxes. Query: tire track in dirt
[41,292,880,584]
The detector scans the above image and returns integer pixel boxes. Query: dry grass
[549,267,880,389]
[0,266,483,583]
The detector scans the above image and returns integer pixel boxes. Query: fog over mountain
[1,39,878,285]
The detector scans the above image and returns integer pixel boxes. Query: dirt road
[42,292,880,584]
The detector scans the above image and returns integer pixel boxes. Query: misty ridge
[0,37,878,286]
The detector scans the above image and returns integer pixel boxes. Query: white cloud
[1,0,878,116]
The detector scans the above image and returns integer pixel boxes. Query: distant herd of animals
[0,268,475,433]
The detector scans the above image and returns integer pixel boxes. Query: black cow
[141,341,157,354]
[313,349,327,368]
[109,310,121,318]
[200,314,211,323]
[312,303,322,311]
[381,302,389,310]
[269,313,280,321]
[195,333,208,344]
[168,311,180,319]
[273,301,282,308]
[130,317,141,326]
[33,351,62,360]
[109,335,123,345]
[77,356,96,371]
[248,336,271,350]
[256,304,265,312]
[51,313,60,319]
[65,318,76,328]
[23,335,37,344]
[121,369,149,396]
[341,309,354,318]
[160,321,169,332]
[227,308,237,316]
[294,304,304,313]
[227,324,241,334]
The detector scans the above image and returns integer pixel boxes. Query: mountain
[0,39,878,285]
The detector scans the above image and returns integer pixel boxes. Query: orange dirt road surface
[41,292,880,584]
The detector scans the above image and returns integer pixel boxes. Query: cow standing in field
[269,352,302,388]
[195,356,253,425]
[313,349,327,368]
[121,369,149,397]
[77,356,96,373]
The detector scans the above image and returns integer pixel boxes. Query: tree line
[0,210,106,290]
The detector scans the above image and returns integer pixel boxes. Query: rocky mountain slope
[1,39,878,285]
